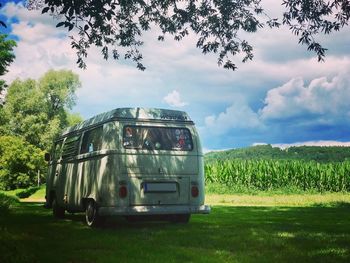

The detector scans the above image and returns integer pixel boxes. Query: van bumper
[98,204,211,216]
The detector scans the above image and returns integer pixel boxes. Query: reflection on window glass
[123,126,193,151]
[80,126,103,154]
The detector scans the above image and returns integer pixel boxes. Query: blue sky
[1,0,350,151]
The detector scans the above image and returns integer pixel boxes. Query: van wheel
[85,200,104,227]
[52,197,65,218]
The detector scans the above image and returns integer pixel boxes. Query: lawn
[1,194,350,263]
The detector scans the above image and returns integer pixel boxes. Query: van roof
[62,107,192,136]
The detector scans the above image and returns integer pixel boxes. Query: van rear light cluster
[119,185,127,198]
[191,186,199,198]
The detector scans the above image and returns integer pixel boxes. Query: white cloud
[2,1,350,150]
[163,90,188,107]
[205,101,263,135]
[260,70,350,122]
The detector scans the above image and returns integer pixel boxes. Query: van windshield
[123,126,193,151]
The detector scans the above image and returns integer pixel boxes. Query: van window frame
[122,125,194,152]
[80,125,104,154]
[52,140,64,161]
[61,134,82,160]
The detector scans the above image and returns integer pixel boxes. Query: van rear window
[123,126,193,151]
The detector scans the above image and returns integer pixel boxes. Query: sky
[1,0,350,151]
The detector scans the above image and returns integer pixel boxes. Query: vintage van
[45,107,210,226]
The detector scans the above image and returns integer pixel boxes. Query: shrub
[0,192,19,213]
[0,136,46,190]
[15,186,40,199]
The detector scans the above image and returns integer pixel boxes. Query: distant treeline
[205,145,350,163]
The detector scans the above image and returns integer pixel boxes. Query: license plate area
[144,182,177,193]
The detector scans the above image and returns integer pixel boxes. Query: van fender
[81,195,97,209]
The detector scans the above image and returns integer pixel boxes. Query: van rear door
[122,124,198,205]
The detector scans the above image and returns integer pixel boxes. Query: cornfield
[205,160,350,192]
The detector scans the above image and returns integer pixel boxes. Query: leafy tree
[0,2,7,28]
[3,69,81,150]
[0,34,16,93]
[205,145,350,163]
[38,70,80,121]
[0,135,46,190]
[67,112,83,126]
[27,0,350,70]
[0,106,9,135]
[282,0,350,61]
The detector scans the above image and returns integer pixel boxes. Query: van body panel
[45,107,210,218]
[128,176,190,205]
[122,153,198,175]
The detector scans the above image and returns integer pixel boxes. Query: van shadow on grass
[1,203,350,263]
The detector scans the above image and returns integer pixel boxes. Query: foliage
[27,1,350,71]
[205,159,350,193]
[0,34,16,93]
[0,34,16,76]
[0,135,46,190]
[67,112,83,126]
[205,144,350,163]
[0,106,9,134]
[0,192,18,213]
[15,186,40,199]
[2,69,81,150]
[28,0,277,70]
[282,0,350,62]
[0,2,7,28]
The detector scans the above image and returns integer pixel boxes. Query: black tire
[52,197,65,219]
[85,200,104,227]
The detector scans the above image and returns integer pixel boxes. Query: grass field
[1,193,350,263]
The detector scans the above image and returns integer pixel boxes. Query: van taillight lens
[191,186,199,197]
[119,186,127,198]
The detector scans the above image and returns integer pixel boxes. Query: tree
[3,69,81,150]
[38,69,81,122]
[27,0,350,71]
[282,0,350,62]
[0,2,8,29]
[0,34,16,93]
[67,112,83,126]
[0,135,45,190]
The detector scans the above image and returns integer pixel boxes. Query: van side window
[62,135,81,159]
[80,126,103,154]
[53,140,63,160]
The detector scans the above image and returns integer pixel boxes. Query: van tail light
[119,186,127,198]
[191,186,199,198]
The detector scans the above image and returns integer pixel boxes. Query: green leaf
[56,22,65,28]
[42,7,50,14]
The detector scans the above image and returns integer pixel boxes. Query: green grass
[1,196,350,263]
[21,185,46,201]
[206,193,350,207]
[0,185,45,201]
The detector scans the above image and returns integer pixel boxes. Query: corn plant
[205,160,350,192]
